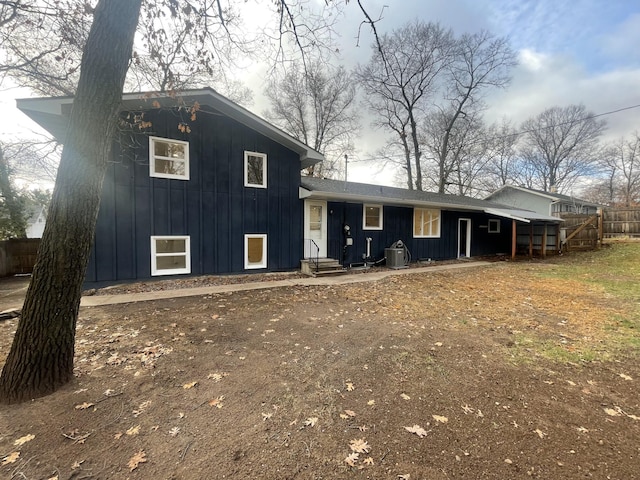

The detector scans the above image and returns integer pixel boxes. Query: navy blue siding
[86,107,303,283]
[326,202,512,265]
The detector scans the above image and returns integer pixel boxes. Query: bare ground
[1,250,639,480]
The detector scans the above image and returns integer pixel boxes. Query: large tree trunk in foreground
[0,0,142,404]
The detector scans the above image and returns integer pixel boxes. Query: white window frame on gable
[244,234,267,269]
[363,204,383,230]
[149,136,189,180]
[413,208,441,238]
[244,151,267,188]
[488,219,501,233]
[150,236,191,276]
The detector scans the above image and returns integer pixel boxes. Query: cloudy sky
[2,0,639,187]
[323,0,640,183]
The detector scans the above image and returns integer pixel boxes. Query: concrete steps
[300,258,347,277]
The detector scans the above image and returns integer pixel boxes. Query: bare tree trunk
[0,0,141,404]
[409,113,422,191]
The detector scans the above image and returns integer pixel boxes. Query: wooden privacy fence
[559,213,600,250]
[602,208,640,238]
[0,238,40,277]
[558,207,640,250]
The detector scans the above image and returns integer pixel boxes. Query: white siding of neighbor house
[489,189,552,216]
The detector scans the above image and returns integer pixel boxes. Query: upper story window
[363,204,383,230]
[488,219,500,233]
[150,137,189,180]
[413,208,440,238]
[244,151,267,188]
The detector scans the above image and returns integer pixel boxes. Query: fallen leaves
[209,396,225,408]
[75,402,95,410]
[128,450,147,471]
[304,417,318,428]
[604,406,640,420]
[182,381,198,389]
[13,434,35,446]
[349,438,370,454]
[404,425,428,438]
[344,452,359,467]
[618,373,633,381]
[2,451,20,465]
[126,425,141,436]
[432,414,448,424]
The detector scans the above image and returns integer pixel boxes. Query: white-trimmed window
[149,137,189,180]
[363,204,383,230]
[413,208,441,238]
[244,234,267,269]
[488,219,501,233]
[244,151,267,188]
[151,236,191,276]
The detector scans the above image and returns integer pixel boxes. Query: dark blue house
[17,89,562,284]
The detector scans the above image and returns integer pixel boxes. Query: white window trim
[363,204,383,230]
[488,219,501,233]
[149,136,190,180]
[244,234,267,269]
[413,208,441,238]
[150,235,191,276]
[244,151,267,188]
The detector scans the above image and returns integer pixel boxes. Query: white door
[304,200,327,258]
[458,218,471,258]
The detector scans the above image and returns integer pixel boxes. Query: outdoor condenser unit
[385,247,406,268]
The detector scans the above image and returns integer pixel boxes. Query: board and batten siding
[325,202,512,264]
[86,106,303,283]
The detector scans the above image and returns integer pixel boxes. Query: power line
[346,103,640,164]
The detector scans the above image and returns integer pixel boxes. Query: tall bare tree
[264,60,358,178]
[589,133,640,206]
[520,104,607,192]
[425,30,516,193]
[358,21,455,190]
[479,119,521,192]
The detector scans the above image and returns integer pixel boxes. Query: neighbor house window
[244,151,267,188]
[413,208,440,238]
[363,204,383,230]
[149,137,189,180]
[245,234,267,269]
[488,219,500,233]
[151,236,190,276]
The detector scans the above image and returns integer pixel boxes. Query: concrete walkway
[80,261,493,307]
[0,261,495,313]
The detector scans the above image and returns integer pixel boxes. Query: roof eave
[17,88,324,167]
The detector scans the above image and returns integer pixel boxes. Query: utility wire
[346,103,640,163]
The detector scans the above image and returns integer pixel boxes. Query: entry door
[304,200,327,258]
[458,218,471,258]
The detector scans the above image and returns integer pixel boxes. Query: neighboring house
[485,185,601,217]
[25,205,46,238]
[17,88,562,285]
[300,177,562,265]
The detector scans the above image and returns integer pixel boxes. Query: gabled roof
[16,87,324,169]
[300,177,562,223]
[486,185,601,207]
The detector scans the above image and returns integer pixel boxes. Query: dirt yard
[1,246,639,479]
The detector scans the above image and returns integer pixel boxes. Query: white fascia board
[484,208,530,223]
[300,189,488,213]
